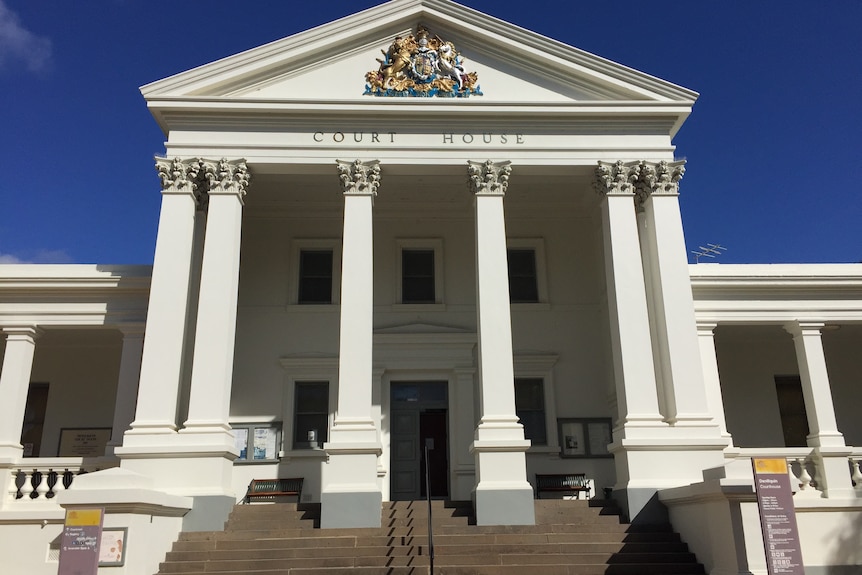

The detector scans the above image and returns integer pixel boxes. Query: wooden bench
[244,478,303,504]
[534,473,591,500]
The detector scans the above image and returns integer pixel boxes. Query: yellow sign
[753,457,788,474]
[65,509,103,526]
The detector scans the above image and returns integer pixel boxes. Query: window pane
[294,382,329,449]
[299,250,333,304]
[508,249,538,303]
[515,378,546,445]
[402,249,435,303]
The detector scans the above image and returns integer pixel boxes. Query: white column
[595,161,724,524]
[783,322,845,448]
[594,161,664,436]
[468,160,534,526]
[636,161,717,433]
[696,322,732,444]
[105,326,145,457]
[181,158,250,450]
[120,158,200,446]
[321,159,383,529]
[0,327,41,460]
[783,321,854,498]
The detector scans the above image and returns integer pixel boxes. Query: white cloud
[0,1,52,72]
[0,249,74,264]
[0,252,25,264]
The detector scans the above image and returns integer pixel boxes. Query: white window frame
[514,353,559,453]
[288,239,342,307]
[507,238,549,307]
[279,357,338,459]
[394,238,445,310]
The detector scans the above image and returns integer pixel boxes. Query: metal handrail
[424,439,435,575]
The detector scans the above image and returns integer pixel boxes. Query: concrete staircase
[157,499,704,574]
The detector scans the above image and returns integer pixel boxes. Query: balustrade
[6,459,109,503]
[732,449,861,498]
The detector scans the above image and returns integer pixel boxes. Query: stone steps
[156,500,704,575]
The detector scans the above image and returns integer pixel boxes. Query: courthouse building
[1,1,860,573]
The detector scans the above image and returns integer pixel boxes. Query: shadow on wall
[825,506,862,574]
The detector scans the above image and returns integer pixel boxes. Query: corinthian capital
[155,157,203,193]
[336,159,381,196]
[468,160,512,196]
[633,160,686,204]
[202,158,252,197]
[593,160,637,196]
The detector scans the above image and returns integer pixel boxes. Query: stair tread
[158,500,703,575]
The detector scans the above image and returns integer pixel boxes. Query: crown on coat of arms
[364,26,482,97]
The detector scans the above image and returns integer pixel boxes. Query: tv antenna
[691,243,726,263]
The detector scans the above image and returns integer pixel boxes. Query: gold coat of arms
[365,27,481,97]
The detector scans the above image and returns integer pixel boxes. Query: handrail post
[425,438,434,575]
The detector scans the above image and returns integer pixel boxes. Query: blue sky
[1,1,860,265]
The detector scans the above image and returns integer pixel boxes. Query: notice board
[752,458,805,575]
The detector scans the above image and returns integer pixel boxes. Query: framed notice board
[57,428,111,457]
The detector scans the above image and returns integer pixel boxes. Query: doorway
[390,381,449,501]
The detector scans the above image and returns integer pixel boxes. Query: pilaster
[0,326,41,461]
[695,322,733,444]
[321,159,383,529]
[468,159,534,526]
[105,325,145,457]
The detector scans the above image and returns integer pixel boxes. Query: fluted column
[181,158,251,450]
[783,321,852,497]
[0,327,41,460]
[105,326,145,457]
[594,161,664,435]
[635,161,717,433]
[119,158,201,450]
[468,159,534,526]
[321,159,383,529]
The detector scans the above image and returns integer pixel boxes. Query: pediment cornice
[141,0,696,137]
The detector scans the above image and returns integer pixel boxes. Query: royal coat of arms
[364,27,481,97]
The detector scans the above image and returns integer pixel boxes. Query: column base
[813,446,855,498]
[320,490,382,528]
[609,438,727,523]
[320,441,383,528]
[474,483,535,526]
[470,437,534,526]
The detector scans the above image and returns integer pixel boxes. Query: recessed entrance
[390,381,449,501]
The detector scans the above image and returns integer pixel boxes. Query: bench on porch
[534,473,591,500]
[244,478,303,503]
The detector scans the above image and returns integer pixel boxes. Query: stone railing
[730,448,861,498]
[7,458,115,503]
[850,451,862,494]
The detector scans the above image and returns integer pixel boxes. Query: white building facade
[1,1,860,574]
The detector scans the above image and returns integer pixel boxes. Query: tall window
[298,250,333,304]
[401,249,436,304]
[515,377,546,445]
[775,375,809,447]
[508,248,539,303]
[293,382,329,449]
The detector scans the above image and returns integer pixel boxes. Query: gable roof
[141,0,696,137]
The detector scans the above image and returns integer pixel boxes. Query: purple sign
[58,508,104,575]
[752,458,805,575]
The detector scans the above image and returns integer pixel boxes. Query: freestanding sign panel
[58,508,104,575]
[752,458,805,575]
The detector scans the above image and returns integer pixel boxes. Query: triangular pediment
[142,0,696,113]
